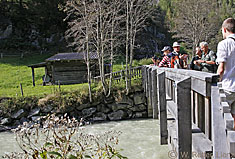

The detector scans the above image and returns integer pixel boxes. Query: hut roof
[28,62,47,68]
[46,52,98,62]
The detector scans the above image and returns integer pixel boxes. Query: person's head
[199,42,208,53]
[221,18,235,39]
[172,42,180,52]
[161,46,171,56]
[195,47,202,56]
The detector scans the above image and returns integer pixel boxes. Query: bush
[3,114,127,159]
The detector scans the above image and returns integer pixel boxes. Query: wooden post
[141,66,146,92]
[176,77,191,159]
[205,97,211,140]
[195,92,205,132]
[157,70,168,144]
[1,53,3,59]
[58,80,61,92]
[211,85,230,159]
[151,68,158,119]
[147,67,153,117]
[20,83,24,97]
[191,90,195,123]
[31,67,35,87]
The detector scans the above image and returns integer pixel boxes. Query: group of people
[151,42,189,70]
[152,41,217,73]
[151,18,235,129]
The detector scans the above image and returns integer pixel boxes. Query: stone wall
[0,89,148,132]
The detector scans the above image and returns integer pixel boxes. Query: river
[0,119,169,159]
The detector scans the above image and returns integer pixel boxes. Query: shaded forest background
[0,0,234,57]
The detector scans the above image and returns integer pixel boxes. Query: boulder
[126,109,133,119]
[108,110,127,121]
[133,93,146,105]
[11,109,26,119]
[93,112,107,121]
[82,107,96,117]
[28,108,40,118]
[41,105,53,113]
[109,103,131,112]
[77,103,92,111]
[0,125,10,132]
[117,95,134,106]
[0,118,11,125]
[129,104,146,112]
[69,110,82,118]
[19,117,28,124]
[133,112,148,118]
[97,104,111,113]
[31,116,41,123]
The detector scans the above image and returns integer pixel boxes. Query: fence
[142,65,235,159]
[92,66,142,83]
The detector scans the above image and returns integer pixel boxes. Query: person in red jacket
[159,46,171,67]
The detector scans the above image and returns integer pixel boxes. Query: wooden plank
[224,113,234,131]
[167,120,178,151]
[175,77,192,159]
[191,78,208,97]
[191,90,195,123]
[151,68,158,119]
[211,85,230,159]
[166,78,172,99]
[54,66,87,72]
[167,100,177,119]
[192,124,212,159]
[158,67,219,83]
[221,102,231,113]
[195,92,205,132]
[220,93,227,102]
[147,67,153,117]
[227,131,235,157]
[157,70,168,145]
[205,97,211,140]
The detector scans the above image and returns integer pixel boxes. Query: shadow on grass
[0,53,54,66]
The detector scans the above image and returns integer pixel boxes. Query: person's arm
[217,62,225,81]
[159,56,167,67]
[196,60,216,65]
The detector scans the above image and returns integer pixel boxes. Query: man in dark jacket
[190,47,202,71]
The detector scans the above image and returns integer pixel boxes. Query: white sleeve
[216,41,227,63]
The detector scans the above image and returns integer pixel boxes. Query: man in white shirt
[217,18,235,128]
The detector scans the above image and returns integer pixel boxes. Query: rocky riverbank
[0,87,148,132]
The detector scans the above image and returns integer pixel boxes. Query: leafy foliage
[2,114,127,159]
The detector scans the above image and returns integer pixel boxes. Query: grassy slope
[0,54,152,97]
[0,54,88,97]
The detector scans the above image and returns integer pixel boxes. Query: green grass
[0,54,90,97]
[0,54,148,97]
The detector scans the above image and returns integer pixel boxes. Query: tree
[169,0,220,55]
[124,0,154,94]
[64,0,123,98]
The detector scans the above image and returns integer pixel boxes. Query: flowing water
[0,119,169,159]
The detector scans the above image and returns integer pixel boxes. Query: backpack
[169,53,181,68]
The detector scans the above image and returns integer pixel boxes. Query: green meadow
[0,54,152,97]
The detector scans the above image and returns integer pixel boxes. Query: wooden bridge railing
[142,65,235,159]
[92,66,142,83]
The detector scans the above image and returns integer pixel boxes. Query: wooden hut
[28,52,106,86]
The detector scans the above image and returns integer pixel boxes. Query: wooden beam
[147,67,153,117]
[176,77,192,159]
[31,67,35,87]
[205,97,211,140]
[211,85,230,159]
[157,70,168,145]
[151,68,158,119]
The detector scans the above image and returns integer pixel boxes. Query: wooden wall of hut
[50,61,98,85]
